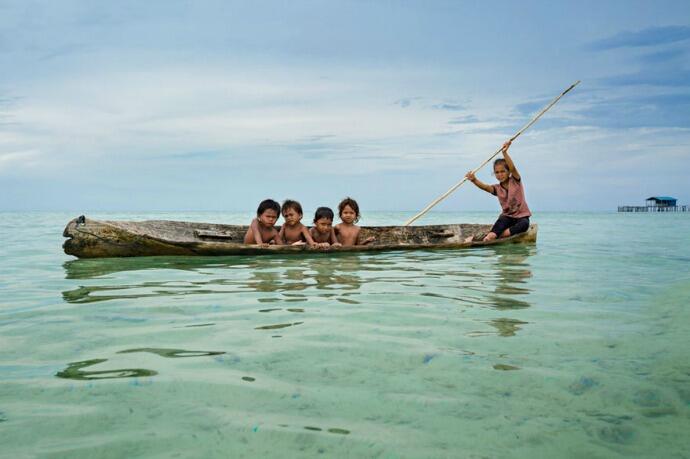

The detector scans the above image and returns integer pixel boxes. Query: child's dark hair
[338,197,361,223]
[257,199,280,216]
[281,199,303,216]
[493,158,509,172]
[313,207,334,223]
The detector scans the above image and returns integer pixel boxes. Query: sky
[1,0,689,213]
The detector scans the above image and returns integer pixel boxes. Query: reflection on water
[302,426,351,435]
[487,245,534,311]
[117,348,225,358]
[56,358,158,381]
[255,321,304,330]
[62,256,258,280]
[493,364,520,371]
[62,254,367,304]
[61,255,286,303]
[60,248,536,340]
[56,348,226,380]
[488,318,529,337]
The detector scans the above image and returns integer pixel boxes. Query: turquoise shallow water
[1,211,689,458]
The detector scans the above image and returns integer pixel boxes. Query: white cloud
[1,64,464,170]
[0,149,41,172]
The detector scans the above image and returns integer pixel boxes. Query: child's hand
[465,171,476,181]
[318,242,330,249]
[363,236,375,245]
[332,242,342,248]
[502,140,512,152]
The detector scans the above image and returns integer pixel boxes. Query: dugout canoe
[62,216,537,258]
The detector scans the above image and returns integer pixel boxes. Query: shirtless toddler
[278,199,317,247]
[243,199,282,245]
[310,207,341,248]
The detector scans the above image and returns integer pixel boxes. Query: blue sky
[1,0,689,213]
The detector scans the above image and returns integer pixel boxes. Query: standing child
[310,207,341,248]
[278,199,317,247]
[335,197,375,246]
[244,199,283,245]
[465,140,531,242]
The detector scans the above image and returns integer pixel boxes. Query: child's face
[258,209,278,227]
[494,165,509,183]
[282,208,302,226]
[314,218,332,234]
[340,205,357,224]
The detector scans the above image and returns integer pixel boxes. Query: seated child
[244,199,283,245]
[278,199,317,247]
[465,140,531,242]
[334,197,375,246]
[309,207,342,248]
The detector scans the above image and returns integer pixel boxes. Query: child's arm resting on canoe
[247,219,265,245]
[301,225,317,247]
[357,232,375,245]
[465,171,494,194]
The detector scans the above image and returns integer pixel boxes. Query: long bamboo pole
[403,80,581,227]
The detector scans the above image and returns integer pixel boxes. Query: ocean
[1,211,688,458]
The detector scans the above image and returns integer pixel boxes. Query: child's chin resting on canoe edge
[310,207,341,249]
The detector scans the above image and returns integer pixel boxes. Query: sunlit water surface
[0,211,688,458]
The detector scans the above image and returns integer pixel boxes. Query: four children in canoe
[244,139,531,247]
[244,197,375,247]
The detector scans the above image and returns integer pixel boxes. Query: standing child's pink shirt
[492,177,531,218]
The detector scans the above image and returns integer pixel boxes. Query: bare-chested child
[309,207,342,248]
[278,199,317,247]
[244,199,283,246]
[334,197,375,246]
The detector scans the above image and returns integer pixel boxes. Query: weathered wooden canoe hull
[62,217,537,258]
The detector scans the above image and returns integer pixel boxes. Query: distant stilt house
[618,196,688,212]
[646,196,676,208]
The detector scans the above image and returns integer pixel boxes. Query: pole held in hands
[403,80,581,227]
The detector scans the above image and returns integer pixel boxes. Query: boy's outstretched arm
[358,234,375,245]
[301,226,317,246]
[465,171,494,194]
[329,228,342,247]
[273,231,284,245]
[501,141,521,181]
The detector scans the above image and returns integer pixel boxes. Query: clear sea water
[1,211,688,458]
